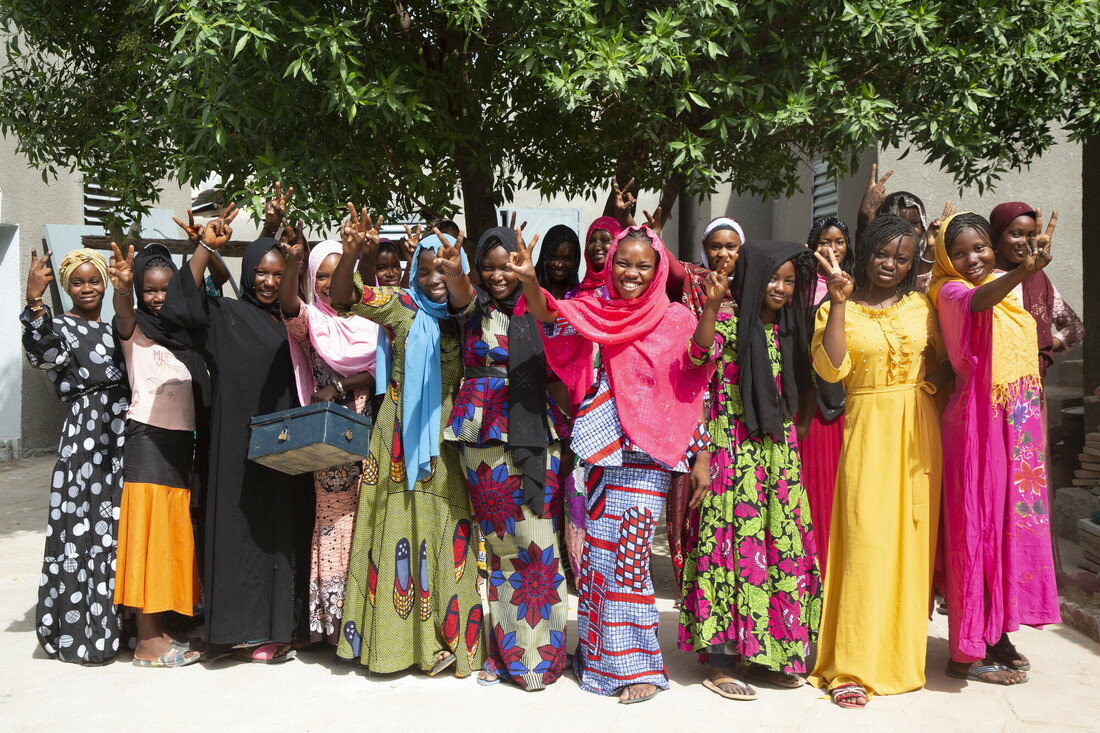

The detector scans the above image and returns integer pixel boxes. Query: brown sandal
[703,675,758,700]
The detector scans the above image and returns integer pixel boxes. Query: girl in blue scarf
[329,210,485,678]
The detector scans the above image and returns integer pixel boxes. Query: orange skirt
[114,481,199,614]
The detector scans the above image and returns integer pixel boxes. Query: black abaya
[160,239,312,646]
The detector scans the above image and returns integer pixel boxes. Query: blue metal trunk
[247,402,373,475]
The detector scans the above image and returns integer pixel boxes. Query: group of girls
[21,174,1076,710]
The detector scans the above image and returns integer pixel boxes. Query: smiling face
[375,249,403,286]
[142,267,172,315]
[67,262,106,315]
[760,260,796,322]
[610,236,658,300]
[996,214,1037,267]
[703,228,742,272]
[865,234,916,291]
[479,245,519,301]
[814,225,848,274]
[313,253,341,305]
[947,226,996,285]
[586,228,614,270]
[417,249,448,303]
[545,240,580,285]
[253,250,285,306]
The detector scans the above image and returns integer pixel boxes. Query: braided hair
[853,213,919,297]
[142,255,174,273]
[943,212,995,256]
[806,216,853,274]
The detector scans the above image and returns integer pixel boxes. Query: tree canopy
[3,0,1099,238]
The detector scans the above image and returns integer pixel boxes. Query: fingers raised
[878,168,893,187]
[1046,210,1058,238]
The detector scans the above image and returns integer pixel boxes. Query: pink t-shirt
[121,324,196,432]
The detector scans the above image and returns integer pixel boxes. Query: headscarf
[575,216,622,296]
[239,237,284,315]
[526,226,714,468]
[535,224,581,291]
[700,217,746,270]
[475,227,548,511]
[732,241,816,441]
[929,212,1039,402]
[401,232,467,492]
[989,202,1053,375]
[288,241,378,405]
[989,202,1036,242]
[58,248,109,291]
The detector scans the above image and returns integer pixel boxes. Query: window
[811,160,839,222]
[82,179,121,226]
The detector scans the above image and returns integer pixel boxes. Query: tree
[3,1,1100,240]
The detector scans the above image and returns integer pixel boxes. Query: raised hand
[26,248,54,300]
[434,228,466,278]
[508,211,528,234]
[279,219,308,263]
[642,206,663,237]
[107,241,136,293]
[926,201,956,246]
[859,163,893,221]
[340,203,370,257]
[813,244,854,304]
[506,226,539,284]
[201,215,233,250]
[1022,207,1057,273]
[704,253,736,303]
[173,208,204,242]
[612,177,637,220]
[262,182,294,234]
[402,223,422,258]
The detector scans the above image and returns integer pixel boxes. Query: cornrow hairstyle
[142,255,174,272]
[943,212,995,256]
[806,216,853,274]
[853,213,919,297]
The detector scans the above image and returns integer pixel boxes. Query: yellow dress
[808,293,944,697]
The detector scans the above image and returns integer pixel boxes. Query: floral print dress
[678,312,822,673]
[444,301,569,689]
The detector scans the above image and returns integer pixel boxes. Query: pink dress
[936,281,1061,662]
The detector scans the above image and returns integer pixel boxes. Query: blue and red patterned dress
[444,300,570,689]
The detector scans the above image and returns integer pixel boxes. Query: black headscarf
[535,224,581,292]
[240,237,285,315]
[732,241,816,441]
[475,226,548,513]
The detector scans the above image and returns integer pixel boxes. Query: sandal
[945,662,1028,685]
[703,675,758,701]
[428,652,457,677]
[234,642,296,664]
[132,640,201,668]
[619,684,662,705]
[831,683,868,709]
[745,663,805,689]
[987,637,1031,671]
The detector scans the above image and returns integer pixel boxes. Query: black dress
[21,306,129,664]
[159,240,312,646]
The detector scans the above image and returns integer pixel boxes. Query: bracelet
[333,380,346,396]
[115,289,132,297]
[26,296,43,304]
[199,241,217,253]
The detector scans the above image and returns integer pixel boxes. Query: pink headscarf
[529,226,713,467]
[574,216,623,296]
[289,241,378,404]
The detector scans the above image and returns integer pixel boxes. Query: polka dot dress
[21,307,129,664]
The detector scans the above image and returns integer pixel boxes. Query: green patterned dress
[677,312,822,673]
[336,280,485,675]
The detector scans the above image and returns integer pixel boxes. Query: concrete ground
[1,456,1097,732]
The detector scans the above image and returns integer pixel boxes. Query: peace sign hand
[642,206,663,238]
[859,163,893,220]
[340,203,370,258]
[612,177,637,219]
[262,182,294,234]
[107,241,136,293]
[703,254,736,303]
[173,208,204,242]
[1023,208,1057,273]
[506,226,539,285]
[402,224,422,258]
[812,244,854,304]
[201,214,233,251]
[508,211,528,234]
[279,219,308,263]
[926,201,956,246]
[27,248,54,300]
[434,228,466,278]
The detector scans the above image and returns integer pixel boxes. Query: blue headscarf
[401,232,467,491]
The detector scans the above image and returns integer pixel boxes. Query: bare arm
[691,257,735,352]
[813,247,855,370]
[107,242,137,339]
[507,233,557,323]
[437,229,477,312]
[971,209,1056,313]
[331,204,372,308]
[278,234,307,319]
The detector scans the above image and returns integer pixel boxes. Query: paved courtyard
[0,456,1096,732]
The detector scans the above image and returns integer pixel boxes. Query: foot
[478,670,499,684]
[134,634,176,663]
[987,634,1030,670]
[746,662,804,688]
[949,660,1027,685]
[831,683,868,708]
[619,683,657,703]
[709,669,755,697]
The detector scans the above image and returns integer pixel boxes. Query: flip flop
[703,675,758,701]
[619,685,663,705]
[987,640,1031,671]
[427,652,457,677]
[945,663,1028,685]
[234,642,296,664]
[831,683,868,709]
[132,640,201,668]
[745,664,805,689]
[476,672,502,687]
